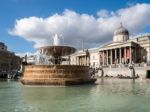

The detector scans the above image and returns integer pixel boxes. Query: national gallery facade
[99,24,148,66]
[70,24,150,68]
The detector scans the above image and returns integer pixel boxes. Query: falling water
[35,51,51,65]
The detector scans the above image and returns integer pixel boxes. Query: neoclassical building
[99,24,147,66]
[70,49,90,66]
[70,24,150,68]
[70,48,100,68]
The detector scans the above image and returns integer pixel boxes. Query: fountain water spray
[53,34,61,46]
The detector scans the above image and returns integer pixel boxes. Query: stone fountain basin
[38,46,76,57]
[21,65,96,85]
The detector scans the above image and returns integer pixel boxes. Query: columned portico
[99,44,137,66]
[76,55,90,66]
[98,24,140,66]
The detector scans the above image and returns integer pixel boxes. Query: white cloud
[97,9,110,18]
[9,3,150,49]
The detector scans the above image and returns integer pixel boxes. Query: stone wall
[97,67,149,78]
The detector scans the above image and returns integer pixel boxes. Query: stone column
[115,49,117,64]
[134,47,136,63]
[79,57,81,65]
[82,56,84,65]
[82,57,83,65]
[41,49,43,54]
[119,48,122,64]
[83,56,85,65]
[85,56,86,65]
[79,57,80,65]
[124,47,126,64]
[82,57,84,65]
[110,49,112,65]
[106,50,108,65]
[130,47,132,63]
[81,56,84,65]
[86,56,88,66]
[87,56,89,66]
[76,57,78,65]
[103,51,105,66]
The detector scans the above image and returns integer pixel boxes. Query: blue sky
[0,0,150,54]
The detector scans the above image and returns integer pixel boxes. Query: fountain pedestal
[21,65,96,85]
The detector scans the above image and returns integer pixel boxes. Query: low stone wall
[97,67,150,78]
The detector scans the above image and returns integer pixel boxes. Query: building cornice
[99,41,138,51]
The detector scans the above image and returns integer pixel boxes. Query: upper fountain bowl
[38,45,76,57]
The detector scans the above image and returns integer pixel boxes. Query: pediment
[103,42,124,47]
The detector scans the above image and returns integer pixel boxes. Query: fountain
[21,34,96,85]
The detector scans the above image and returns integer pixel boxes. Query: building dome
[113,23,129,42]
[114,25,129,35]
